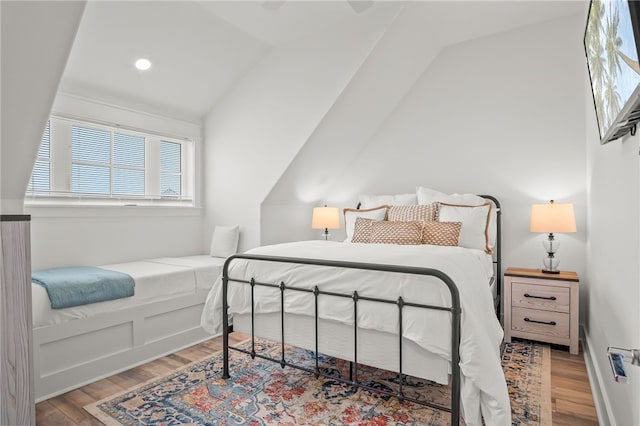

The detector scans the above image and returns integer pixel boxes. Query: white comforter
[200,241,510,425]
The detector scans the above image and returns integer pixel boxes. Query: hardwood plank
[550,343,598,425]
[80,380,123,401]
[552,411,599,426]
[552,386,598,405]
[123,365,155,382]
[106,370,149,390]
[137,358,178,377]
[174,344,215,361]
[165,352,194,365]
[554,398,598,420]
[154,354,188,370]
[48,390,96,424]
[36,400,74,426]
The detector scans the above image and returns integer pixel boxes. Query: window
[71,125,113,195]
[26,117,194,205]
[160,141,181,198]
[27,121,50,194]
[113,133,145,196]
[70,126,146,196]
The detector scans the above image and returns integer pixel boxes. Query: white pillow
[359,193,417,209]
[416,186,497,249]
[438,202,492,253]
[209,225,240,258]
[416,186,486,207]
[343,205,388,242]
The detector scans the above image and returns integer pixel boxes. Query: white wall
[584,73,640,425]
[203,4,401,252]
[28,207,204,269]
[262,3,445,245]
[26,94,205,269]
[336,13,587,272]
[265,15,588,289]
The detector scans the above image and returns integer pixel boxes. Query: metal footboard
[221,254,462,426]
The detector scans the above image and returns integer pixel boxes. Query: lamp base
[540,233,561,274]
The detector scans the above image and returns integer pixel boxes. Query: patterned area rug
[85,338,550,425]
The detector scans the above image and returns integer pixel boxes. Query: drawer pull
[524,317,556,326]
[524,293,556,301]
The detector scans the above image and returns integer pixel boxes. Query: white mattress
[233,312,450,384]
[33,255,225,328]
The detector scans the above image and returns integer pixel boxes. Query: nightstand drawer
[511,282,570,313]
[511,307,570,339]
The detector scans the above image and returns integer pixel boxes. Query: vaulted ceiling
[58,1,585,123]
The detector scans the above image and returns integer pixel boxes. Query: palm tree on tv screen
[616,47,640,74]
[605,3,624,78]
[598,1,640,132]
[602,2,624,129]
[588,0,606,89]
[604,72,622,124]
[587,0,607,130]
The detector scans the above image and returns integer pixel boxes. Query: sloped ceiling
[58,1,584,124]
[59,1,270,123]
[1,1,86,213]
[198,1,384,46]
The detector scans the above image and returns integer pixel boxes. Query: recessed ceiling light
[135,58,152,71]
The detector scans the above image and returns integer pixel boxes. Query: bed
[200,194,510,426]
[33,255,225,401]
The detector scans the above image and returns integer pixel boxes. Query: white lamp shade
[530,201,576,233]
[312,206,340,230]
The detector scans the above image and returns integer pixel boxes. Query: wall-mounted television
[585,0,640,144]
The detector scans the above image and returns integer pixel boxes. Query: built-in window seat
[32,255,225,402]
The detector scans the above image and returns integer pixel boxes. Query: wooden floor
[550,343,599,425]
[36,335,599,425]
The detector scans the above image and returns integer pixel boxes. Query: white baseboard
[581,325,613,426]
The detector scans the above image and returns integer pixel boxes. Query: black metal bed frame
[221,195,501,426]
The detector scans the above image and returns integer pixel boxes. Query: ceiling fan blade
[347,0,374,13]
[262,0,286,10]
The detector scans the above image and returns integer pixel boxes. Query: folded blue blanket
[32,266,135,309]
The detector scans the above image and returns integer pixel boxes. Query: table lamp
[312,205,340,240]
[530,200,576,273]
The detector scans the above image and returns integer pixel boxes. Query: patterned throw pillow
[370,221,423,245]
[422,221,462,246]
[388,203,438,222]
[343,205,389,242]
[352,217,374,243]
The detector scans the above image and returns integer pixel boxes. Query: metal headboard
[479,195,502,319]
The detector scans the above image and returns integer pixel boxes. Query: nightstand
[504,267,579,355]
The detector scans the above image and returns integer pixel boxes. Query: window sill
[25,201,202,218]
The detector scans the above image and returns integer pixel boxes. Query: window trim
[25,115,195,207]
[159,139,183,199]
[27,121,51,195]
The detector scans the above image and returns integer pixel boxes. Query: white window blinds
[113,133,145,196]
[70,126,146,197]
[27,121,50,194]
[26,116,193,205]
[160,140,181,198]
[71,125,111,195]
